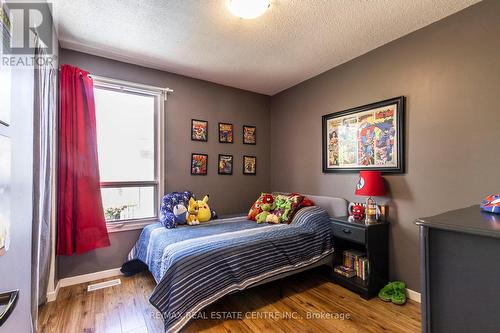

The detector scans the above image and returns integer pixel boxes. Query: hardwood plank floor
[38,268,420,333]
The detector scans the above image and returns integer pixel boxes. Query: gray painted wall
[57,49,271,279]
[269,0,500,292]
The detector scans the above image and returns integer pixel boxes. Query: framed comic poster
[191,153,208,175]
[243,125,256,145]
[322,96,405,173]
[218,123,233,143]
[191,119,208,142]
[243,155,256,175]
[218,154,233,175]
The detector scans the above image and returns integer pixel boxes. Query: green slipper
[391,288,407,305]
[378,281,406,302]
[378,282,396,302]
[391,281,406,291]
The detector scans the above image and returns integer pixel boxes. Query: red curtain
[57,65,110,255]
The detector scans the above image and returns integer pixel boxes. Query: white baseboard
[47,267,123,302]
[46,283,60,302]
[406,288,421,303]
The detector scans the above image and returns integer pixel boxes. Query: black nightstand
[329,216,389,299]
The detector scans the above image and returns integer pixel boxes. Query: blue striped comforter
[125,206,333,333]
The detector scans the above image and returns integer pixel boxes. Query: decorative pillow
[301,197,315,207]
[269,194,304,224]
[289,192,315,208]
[247,192,272,221]
[160,191,193,228]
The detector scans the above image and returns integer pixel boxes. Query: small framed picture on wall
[243,125,256,145]
[243,155,256,175]
[191,153,208,175]
[218,123,233,143]
[191,119,208,142]
[218,154,233,175]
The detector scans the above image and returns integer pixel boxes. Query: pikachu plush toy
[187,195,212,225]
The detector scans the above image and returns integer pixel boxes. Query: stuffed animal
[348,202,365,221]
[256,195,275,223]
[196,195,212,222]
[274,195,292,222]
[173,204,188,225]
[279,200,293,222]
[266,213,280,224]
[187,195,212,225]
[187,198,200,225]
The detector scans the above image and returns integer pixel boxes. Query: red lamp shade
[355,171,386,197]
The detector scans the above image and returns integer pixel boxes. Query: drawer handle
[342,228,352,234]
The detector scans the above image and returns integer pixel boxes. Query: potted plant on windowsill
[104,205,128,221]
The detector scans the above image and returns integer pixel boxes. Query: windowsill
[106,218,158,233]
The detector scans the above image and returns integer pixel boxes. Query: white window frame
[93,78,166,233]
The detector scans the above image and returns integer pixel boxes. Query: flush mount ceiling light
[228,0,270,19]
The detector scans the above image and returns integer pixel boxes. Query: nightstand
[329,216,389,299]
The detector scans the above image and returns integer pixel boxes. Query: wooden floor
[38,268,421,333]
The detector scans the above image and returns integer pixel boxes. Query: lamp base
[364,197,380,224]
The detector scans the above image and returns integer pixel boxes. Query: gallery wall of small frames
[190,119,257,176]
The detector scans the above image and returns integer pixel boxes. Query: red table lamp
[355,171,386,223]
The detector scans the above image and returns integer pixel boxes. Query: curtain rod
[89,74,174,94]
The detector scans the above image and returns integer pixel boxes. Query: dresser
[415,205,500,333]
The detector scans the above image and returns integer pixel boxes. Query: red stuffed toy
[349,203,365,221]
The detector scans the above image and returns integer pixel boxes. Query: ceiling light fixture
[228,0,270,19]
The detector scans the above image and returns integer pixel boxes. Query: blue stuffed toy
[173,204,188,224]
[159,191,193,228]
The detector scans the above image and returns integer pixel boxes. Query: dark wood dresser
[415,205,500,333]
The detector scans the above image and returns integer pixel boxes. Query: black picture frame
[243,125,256,145]
[217,154,233,175]
[218,122,233,143]
[322,96,405,174]
[243,155,257,175]
[191,119,208,142]
[191,153,208,175]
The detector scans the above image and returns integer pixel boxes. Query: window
[94,80,164,226]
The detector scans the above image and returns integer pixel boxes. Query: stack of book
[334,250,370,281]
[333,265,356,278]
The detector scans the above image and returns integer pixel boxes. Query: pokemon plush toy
[196,195,212,222]
[187,198,200,225]
[173,204,188,225]
[187,195,212,225]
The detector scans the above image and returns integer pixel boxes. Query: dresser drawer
[333,224,366,244]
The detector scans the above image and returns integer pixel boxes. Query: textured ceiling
[51,0,479,95]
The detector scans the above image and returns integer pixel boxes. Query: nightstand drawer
[333,224,365,244]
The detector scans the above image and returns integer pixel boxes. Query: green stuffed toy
[279,200,293,222]
[274,195,292,223]
[256,195,275,223]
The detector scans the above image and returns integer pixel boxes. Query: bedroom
[0,0,499,332]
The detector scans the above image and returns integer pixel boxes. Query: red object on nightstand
[355,171,386,224]
[348,203,365,221]
[355,171,386,197]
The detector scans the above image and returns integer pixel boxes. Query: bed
[122,195,347,333]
